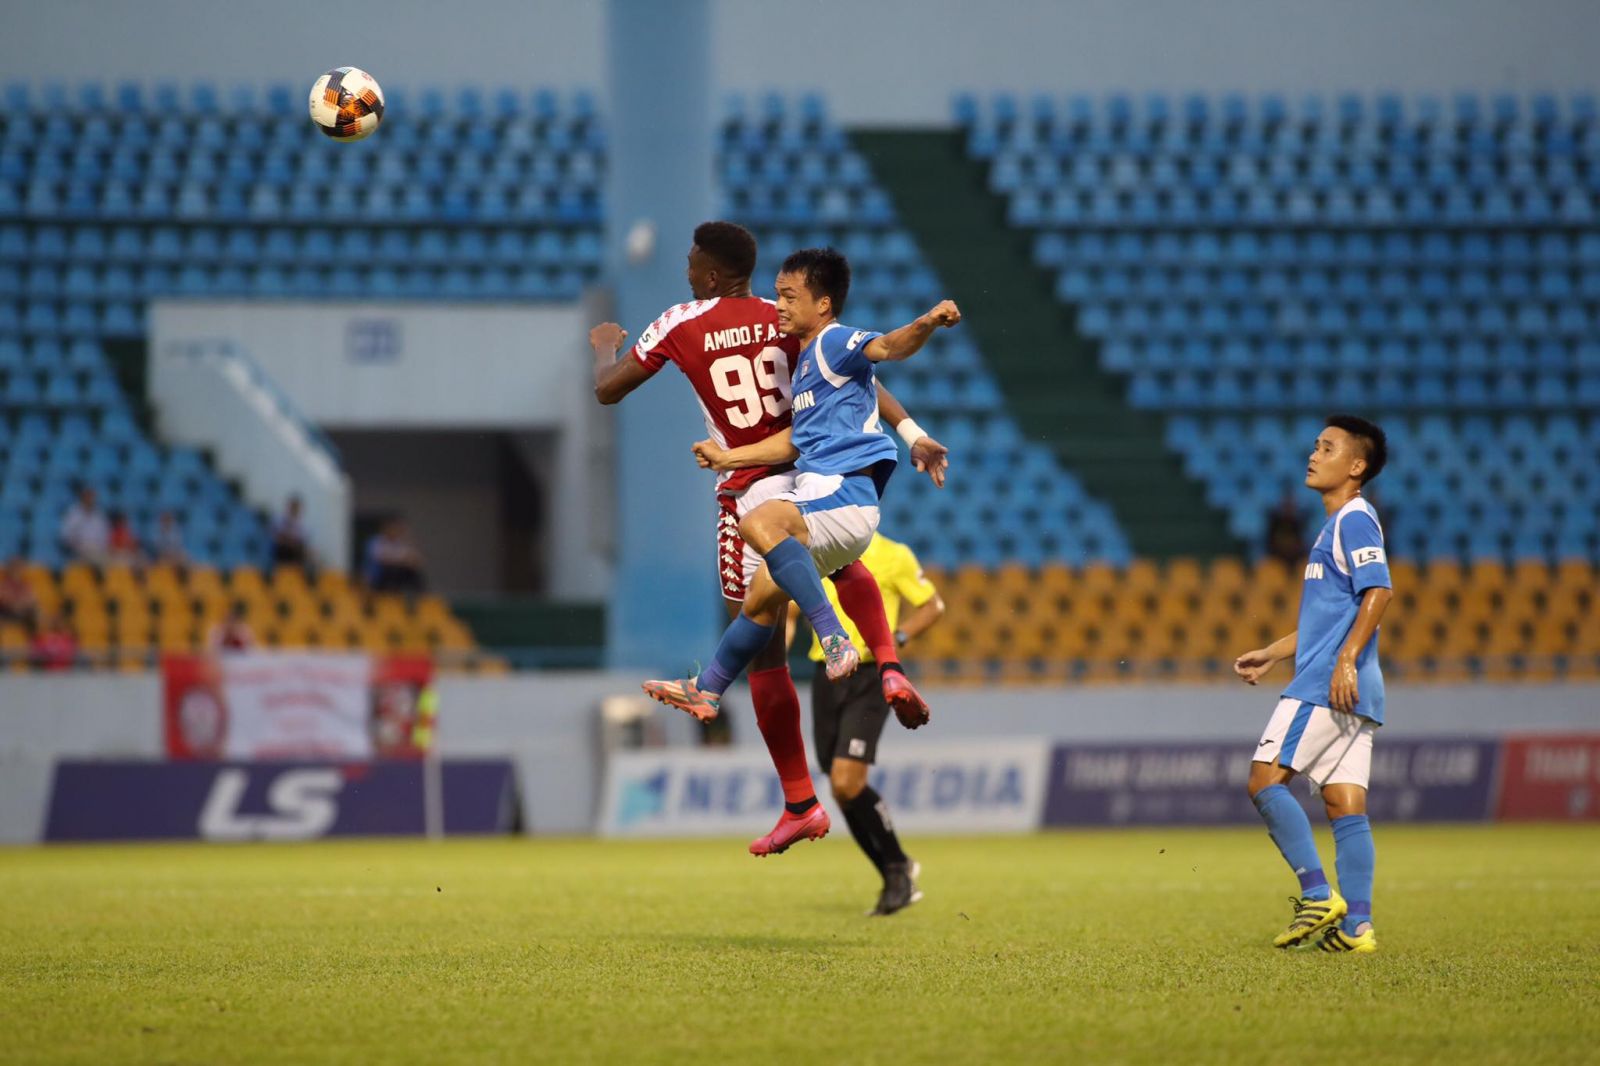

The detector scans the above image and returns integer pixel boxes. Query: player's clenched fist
[691,439,728,470]
[589,322,628,353]
[926,300,961,328]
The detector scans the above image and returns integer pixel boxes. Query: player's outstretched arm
[1328,586,1392,713]
[589,322,655,405]
[692,428,799,472]
[863,300,962,363]
[876,382,950,488]
[897,593,946,646]
[1233,630,1298,685]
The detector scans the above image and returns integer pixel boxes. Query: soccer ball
[308,67,385,141]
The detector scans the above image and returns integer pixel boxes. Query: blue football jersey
[789,322,899,481]
[1281,496,1392,723]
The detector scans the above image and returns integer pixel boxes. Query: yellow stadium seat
[25,574,62,617]
[1077,564,1117,595]
[144,562,181,590]
[60,563,97,593]
[271,565,311,593]
[187,566,224,595]
[1034,564,1076,595]
[1206,557,1246,593]
[315,568,352,597]
[1164,557,1204,595]
[101,564,139,593]
[1470,559,1510,593]
[413,595,452,622]
[992,562,1033,593]
[1510,559,1551,594]
[1123,559,1160,593]
[1424,558,1467,591]
[228,566,268,598]
[0,622,27,652]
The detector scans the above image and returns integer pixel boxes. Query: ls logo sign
[198,768,343,841]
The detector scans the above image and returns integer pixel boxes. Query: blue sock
[765,537,845,640]
[1333,814,1375,934]
[695,614,775,695]
[1252,784,1330,900]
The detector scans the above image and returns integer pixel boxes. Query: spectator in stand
[154,510,188,566]
[30,614,77,671]
[1264,485,1307,571]
[106,510,143,567]
[59,484,111,564]
[0,557,39,628]
[208,604,256,652]
[365,517,426,594]
[271,495,310,568]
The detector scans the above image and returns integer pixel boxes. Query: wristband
[896,418,928,447]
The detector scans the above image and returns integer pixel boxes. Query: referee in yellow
[786,532,945,916]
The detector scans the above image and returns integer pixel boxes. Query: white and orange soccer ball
[308,66,385,141]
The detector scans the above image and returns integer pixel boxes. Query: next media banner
[597,739,1052,837]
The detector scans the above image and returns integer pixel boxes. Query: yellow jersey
[806,534,938,663]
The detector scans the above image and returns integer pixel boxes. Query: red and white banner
[1495,734,1600,821]
[163,653,433,761]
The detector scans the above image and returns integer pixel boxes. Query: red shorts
[716,472,797,601]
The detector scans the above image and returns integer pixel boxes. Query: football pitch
[2,826,1597,1064]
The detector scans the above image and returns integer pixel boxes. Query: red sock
[831,561,899,667]
[747,666,815,804]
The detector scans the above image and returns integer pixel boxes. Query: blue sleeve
[819,325,882,378]
[1340,511,1391,594]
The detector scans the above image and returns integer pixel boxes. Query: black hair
[779,247,851,316]
[692,221,758,279]
[1325,414,1388,483]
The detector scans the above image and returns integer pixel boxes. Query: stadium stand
[956,90,1600,563]
[0,81,610,668]
[0,561,486,672]
[720,92,1134,569]
[882,91,1600,681]
[5,84,1596,679]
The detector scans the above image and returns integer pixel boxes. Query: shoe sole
[884,686,931,728]
[1274,897,1348,949]
[642,685,718,722]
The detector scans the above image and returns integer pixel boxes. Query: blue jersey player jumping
[644,247,960,855]
[1234,414,1393,955]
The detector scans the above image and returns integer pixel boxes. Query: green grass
[2,827,1597,1064]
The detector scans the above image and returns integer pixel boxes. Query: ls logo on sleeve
[847,330,868,350]
[1351,546,1386,567]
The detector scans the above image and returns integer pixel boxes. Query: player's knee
[737,511,776,553]
[830,766,865,803]
[1322,786,1367,820]
[739,503,803,554]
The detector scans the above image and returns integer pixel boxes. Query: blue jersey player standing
[644,248,960,855]
[1234,415,1393,954]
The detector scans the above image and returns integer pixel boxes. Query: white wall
[151,300,613,597]
[150,302,592,430]
[3,1,1595,126]
[722,0,1600,124]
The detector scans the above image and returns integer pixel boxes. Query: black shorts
[812,662,891,773]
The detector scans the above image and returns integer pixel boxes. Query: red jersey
[629,296,802,495]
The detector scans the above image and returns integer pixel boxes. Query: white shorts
[781,471,880,578]
[1254,697,1377,790]
[717,472,796,601]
